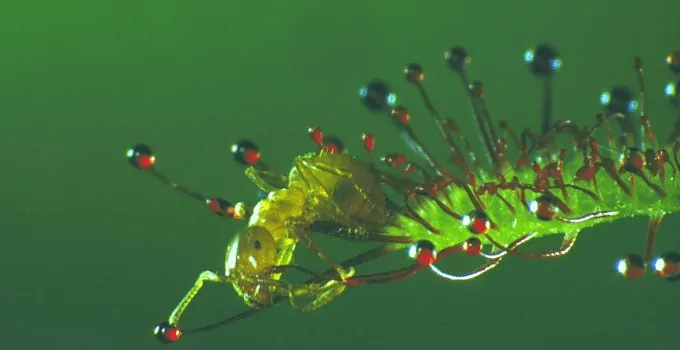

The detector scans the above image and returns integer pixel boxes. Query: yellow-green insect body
[218,149,396,309]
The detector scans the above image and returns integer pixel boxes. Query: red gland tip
[322,143,339,153]
[463,238,483,256]
[164,327,182,342]
[345,279,363,287]
[308,126,323,145]
[137,155,155,169]
[416,250,436,266]
[243,149,260,165]
[154,322,182,343]
[361,132,375,151]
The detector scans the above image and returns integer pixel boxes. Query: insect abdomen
[289,151,391,230]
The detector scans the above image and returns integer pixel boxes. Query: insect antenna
[126,144,248,219]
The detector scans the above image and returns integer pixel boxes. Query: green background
[2,1,679,349]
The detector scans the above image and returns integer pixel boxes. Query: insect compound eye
[528,195,558,221]
[461,210,490,235]
[615,253,645,279]
[231,140,261,166]
[359,80,397,113]
[444,45,469,72]
[524,43,561,77]
[153,321,182,343]
[126,144,155,170]
[408,240,437,266]
[253,240,262,250]
[652,252,680,281]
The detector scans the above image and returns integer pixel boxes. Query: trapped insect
[126,43,680,343]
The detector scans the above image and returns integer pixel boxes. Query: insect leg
[270,238,297,281]
[275,238,297,265]
[244,166,288,193]
[167,271,226,327]
[297,230,352,281]
[275,254,427,310]
[163,245,398,340]
[288,261,436,311]
[296,283,349,312]
[286,269,356,312]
